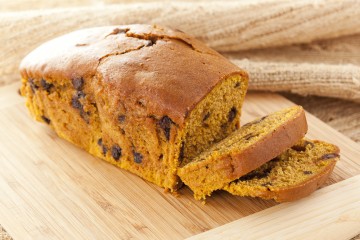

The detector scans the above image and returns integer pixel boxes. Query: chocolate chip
[239,159,277,182]
[80,110,90,124]
[320,153,340,160]
[291,145,306,152]
[158,154,163,161]
[239,171,270,181]
[71,92,89,123]
[71,95,82,110]
[303,171,313,175]
[102,145,108,156]
[179,142,185,163]
[41,116,51,124]
[292,141,315,152]
[240,171,266,181]
[133,151,143,164]
[71,77,84,90]
[243,133,256,141]
[118,115,126,123]
[304,141,315,149]
[203,123,210,128]
[243,116,268,128]
[202,112,210,127]
[158,116,173,141]
[40,79,53,92]
[111,145,122,161]
[234,82,241,88]
[261,182,272,187]
[228,107,237,122]
[76,91,86,98]
[97,139,107,156]
[256,171,270,179]
[202,112,210,122]
[71,91,85,110]
[28,78,38,93]
[17,89,21,95]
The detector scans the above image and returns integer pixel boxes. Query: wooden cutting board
[0,82,359,240]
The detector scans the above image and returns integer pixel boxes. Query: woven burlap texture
[1,0,360,102]
[235,60,360,102]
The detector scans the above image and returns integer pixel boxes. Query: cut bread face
[20,72,247,192]
[178,106,308,200]
[223,139,339,202]
[180,75,248,167]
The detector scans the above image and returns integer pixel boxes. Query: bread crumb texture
[224,139,339,202]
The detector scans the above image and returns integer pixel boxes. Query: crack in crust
[91,25,220,80]
[125,29,217,56]
[97,44,146,66]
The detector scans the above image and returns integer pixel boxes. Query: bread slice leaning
[223,139,339,202]
[178,106,308,200]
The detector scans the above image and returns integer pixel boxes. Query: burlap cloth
[0,0,359,239]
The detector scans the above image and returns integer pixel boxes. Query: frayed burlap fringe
[1,0,360,101]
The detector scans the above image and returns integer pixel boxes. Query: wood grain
[188,175,360,240]
[0,82,359,239]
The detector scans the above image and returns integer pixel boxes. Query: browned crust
[20,24,245,126]
[226,142,340,202]
[178,107,308,199]
[227,108,308,180]
[257,145,340,202]
[258,161,336,202]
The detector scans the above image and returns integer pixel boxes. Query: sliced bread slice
[178,106,307,200]
[223,139,339,202]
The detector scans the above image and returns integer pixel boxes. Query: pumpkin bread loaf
[19,24,248,191]
[224,139,339,202]
[178,106,308,200]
